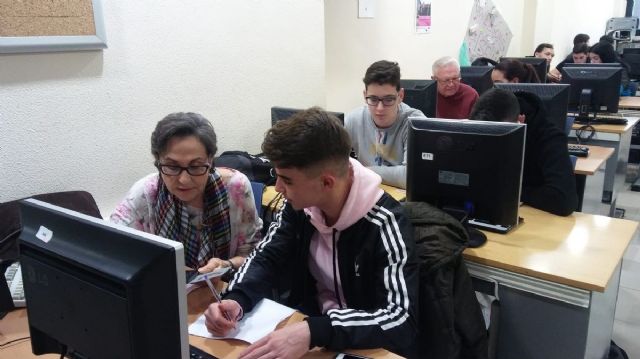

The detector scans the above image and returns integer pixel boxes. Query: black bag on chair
[215,151,276,185]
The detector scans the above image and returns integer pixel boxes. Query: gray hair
[150,112,217,160]
[432,56,460,75]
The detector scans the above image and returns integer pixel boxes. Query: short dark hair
[363,60,401,91]
[572,43,589,55]
[494,60,541,83]
[573,33,590,45]
[534,43,554,54]
[469,88,520,123]
[150,112,217,160]
[599,35,614,45]
[261,107,351,175]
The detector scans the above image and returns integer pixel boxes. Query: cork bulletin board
[0,0,107,53]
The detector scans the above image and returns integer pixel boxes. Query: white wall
[0,0,325,214]
[324,0,626,112]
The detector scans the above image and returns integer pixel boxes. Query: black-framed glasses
[365,95,398,107]
[156,163,211,176]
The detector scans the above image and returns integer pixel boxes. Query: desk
[0,286,400,359]
[571,117,638,204]
[464,206,639,359]
[618,96,640,110]
[574,145,615,212]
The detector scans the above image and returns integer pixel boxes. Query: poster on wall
[463,0,512,62]
[415,0,432,34]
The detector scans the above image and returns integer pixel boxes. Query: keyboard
[568,144,589,157]
[190,344,219,359]
[574,114,628,125]
[4,262,25,307]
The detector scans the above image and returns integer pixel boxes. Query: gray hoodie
[345,103,424,189]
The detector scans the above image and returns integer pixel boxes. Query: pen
[204,279,234,324]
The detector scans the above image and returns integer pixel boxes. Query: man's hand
[238,321,311,359]
[204,300,242,336]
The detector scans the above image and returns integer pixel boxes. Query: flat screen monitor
[560,66,622,115]
[400,79,437,117]
[18,199,189,359]
[500,57,548,83]
[494,83,570,134]
[407,117,526,233]
[271,106,344,126]
[460,66,494,95]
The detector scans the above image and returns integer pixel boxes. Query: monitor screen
[494,83,570,134]
[271,106,344,126]
[500,57,548,83]
[18,199,189,359]
[460,66,494,95]
[400,79,437,117]
[407,117,526,233]
[560,66,622,115]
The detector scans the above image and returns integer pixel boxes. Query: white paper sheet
[189,298,296,344]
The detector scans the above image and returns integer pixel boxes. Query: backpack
[215,151,276,185]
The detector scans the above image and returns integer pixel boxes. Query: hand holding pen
[203,280,240,335]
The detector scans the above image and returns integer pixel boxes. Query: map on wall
[463,0,512,62]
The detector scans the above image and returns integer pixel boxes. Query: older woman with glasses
[110,112,262,276]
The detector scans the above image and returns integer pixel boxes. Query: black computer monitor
[407,117,526,233]
[500,57,548,83]
[400,79,437,117]
[494,83,570,134]
[18,199,189,358]
[460,66,494,95]
[271,106,344,126]
[560,66,622,115]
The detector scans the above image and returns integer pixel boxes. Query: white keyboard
[4,262,25,307]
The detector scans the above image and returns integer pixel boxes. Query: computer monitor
[407,117,526,233]
[560,66,622,115]
[500,57,548,83]
[460,66,494,95]
[494,83,570,134]
[271,106,344,126]
[400,79,437,117]
[18,199,189,359]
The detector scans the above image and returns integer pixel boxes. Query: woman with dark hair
[589,41,631,89]
[491,60,541,83]
[110,112,262,274]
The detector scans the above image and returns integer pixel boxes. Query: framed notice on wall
[415,0,432,34]
[0,0,107,54]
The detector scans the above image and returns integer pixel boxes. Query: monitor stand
[574,89,593,124]
[442,207,488,247]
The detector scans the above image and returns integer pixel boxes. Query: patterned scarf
[153,170,231,269]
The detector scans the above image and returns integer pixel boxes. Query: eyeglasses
[156,163,211,176]
[436,77,461,85]
[365,95,398,107]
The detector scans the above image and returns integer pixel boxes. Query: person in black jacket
[204,107,419,358]
[470,88,578,216]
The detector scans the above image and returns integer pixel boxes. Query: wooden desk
[465,206,638,358]
[618,96,640,110]
[570,117,639,204]
[0,286,400,359]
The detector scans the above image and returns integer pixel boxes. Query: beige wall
[324,0,626,113]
